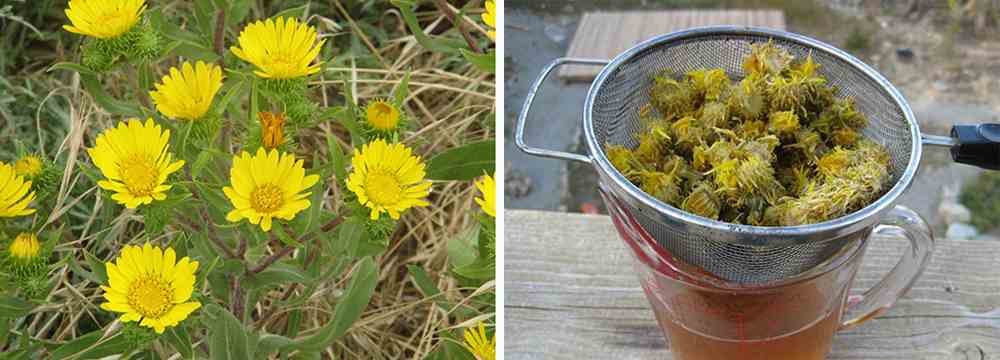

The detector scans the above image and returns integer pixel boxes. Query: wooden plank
[505,210,1000,359]
[560,10,787,80]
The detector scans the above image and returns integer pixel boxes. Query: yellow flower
[258,112,286,150]
[365,99,401,131]
[63,0,146,39]
[100,243,200,334]
[14,156,43,178]
[8,233,41,260]
[231,17,326,79]
[0,161,36,218]
[347,139,432,220]
[149,61,224,121]
[88,118,185,209]
[482,1,496,40]
[463,322,495,360]
[223,148,320,232]
[474,174,495,218]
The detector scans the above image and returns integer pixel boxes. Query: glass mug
[603,192,934,360]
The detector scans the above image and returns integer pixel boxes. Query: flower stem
[431,0,481,54]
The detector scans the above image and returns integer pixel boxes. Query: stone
[505,166,533,199]
[938,202,972,224]
[896,48,915,62]
[543,23,567,44]
[946,223,978,240]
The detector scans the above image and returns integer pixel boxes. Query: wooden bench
[505,210,1000,359]
[561,10,787,80]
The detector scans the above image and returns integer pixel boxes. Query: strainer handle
[840,205,934,330]
[515,57,609,163]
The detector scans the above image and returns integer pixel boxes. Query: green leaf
[391,0,466,54]
[47,62,96,76]
[447,227,478,269]
[204,303,257,360]
[0,295,34,318]
[425,140,496,181]
[407,265,452,311]
[393,71,411,106]
[452,259,495,280]
[246,263,311,290]
[67,256,101,285]
[330,217,364,256]
[225,0,253,27]
[461,49,496,74]
[48,331,101,360]
[84,250,108,283]
[0,318,9,351]
[256,334,293,359]
[292,257,378,352]
[191,150,215,179]
[79,73,142,117]
[326,102,364,147]
[327,133,348,184]
[274,4,309,20]
[164,325,194,359]
[77,334,131,359]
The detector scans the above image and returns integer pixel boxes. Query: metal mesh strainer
[515,27,978,285]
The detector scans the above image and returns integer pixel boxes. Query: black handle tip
[951,124,1000,170]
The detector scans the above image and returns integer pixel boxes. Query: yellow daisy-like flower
[8,233,41,260]
[0,161,36,218]
[223,148,320,232]
[482,1,496,40]
[258,112,287,150]
[88,118,186,209]
[149,61,224,121]
[365,99,401,131]
[474,174,496,218]
[63,0,146,39]
[230,17,326,79]
[347,139,432,220]
[13,155,43,178]
[463,322,496,360]
[100,243,201,334]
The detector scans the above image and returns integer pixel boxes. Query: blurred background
[504,0,1000,240]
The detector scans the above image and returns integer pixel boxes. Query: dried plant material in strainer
[606,42,892,226]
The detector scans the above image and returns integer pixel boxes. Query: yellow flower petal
[63,0,146,39]
[150,61,223,121]
[224,148,318,232]
[347,139,431,221]
[0,162,37,218]
[89,118,183,209]
[230,17,326,79]
[100,243,200,333]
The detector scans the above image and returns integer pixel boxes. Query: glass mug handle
[840,205,935,329]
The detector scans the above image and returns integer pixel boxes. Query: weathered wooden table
[505,210,1000,359]
[560,10,786,80]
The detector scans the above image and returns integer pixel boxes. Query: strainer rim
[583,25,922,239]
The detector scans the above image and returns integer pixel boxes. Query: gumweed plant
[1,0,496,358]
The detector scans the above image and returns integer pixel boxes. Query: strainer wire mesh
[585,28,918,285]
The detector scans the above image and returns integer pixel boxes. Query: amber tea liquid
[654,302,842,360]
[639,262,856,360]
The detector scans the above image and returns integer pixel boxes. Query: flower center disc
[251,184,285,213]
[365,171,404,206]
[128,276,173,319]
[120,155,159,196]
